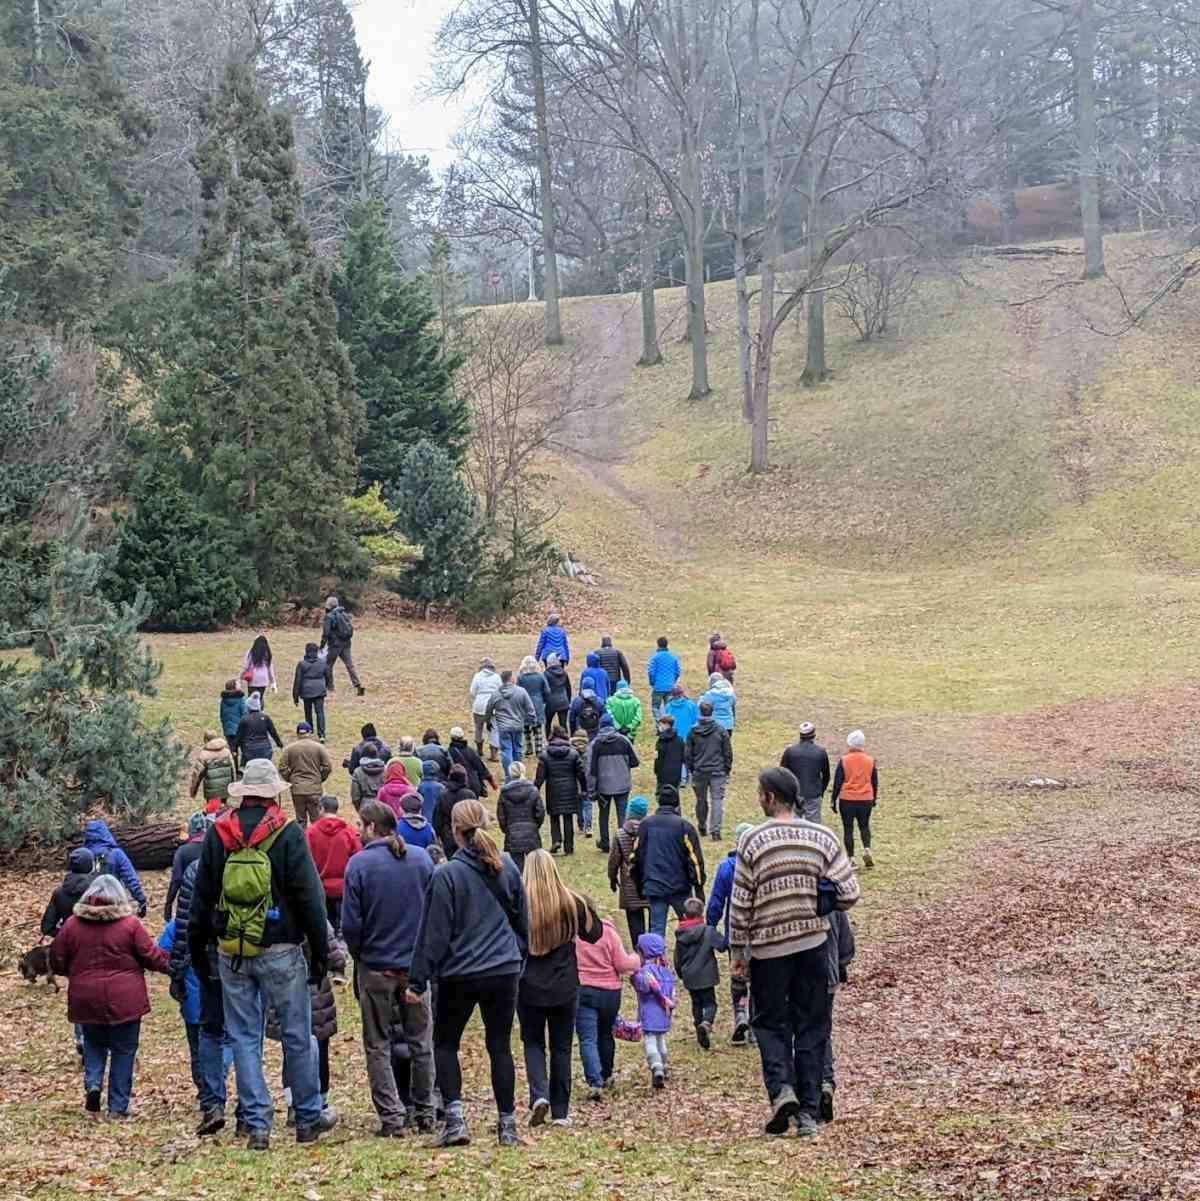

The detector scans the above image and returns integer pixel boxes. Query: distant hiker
[673,896,726,1050]
[188,730,237,813]
[219,680,248,766]
[831,730,879,868]
[377,758,418,822]
[305,796,362,932]
[596,635,631,691]
[587,713,640,853]
[321,595,364,695]
[518,850,602,1127]
[570,729,595,838]
[685,701,733,840]
[632,933,677,1090]
[535,611,571,666]
[574,905,640,1101]
[568,687,605,742]
[346,723,391,775]
[279,721,332,828]
[646,637,682,719]
[242,635,277,704]
[396,736,424,789]
[730,766,859,1138]
[189,758,334,1150]
[292,643,333,743]
[820,908,856,1124]
[543,654,573,736]
[416,729,452,778]
[707,821,757,1045]
[700,672,737,735]
[607,795,650,943]
[606,682,644,743]
[41,848,96,937]
[350,741,388,812]
[535,726,587,856]
[51,874,169,1118]
[665,685,699,785]
[630,785,705,937]
[653,714,685,792]
[497,761,545,876]
[164,813,208,921]
[398,792,436,850]
[579,652,610,702]
[518,656,550,758]
[235,693,283,764]
[448,726,494,797]
[781,722,831,825]
[485,670,537,776]
[706,633,737,683]
[469,657,504,761]
[407,799,530,1148]
[435,765,477,858]
[418,759,448,825]
[81,821,147,917]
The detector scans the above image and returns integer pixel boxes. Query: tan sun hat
[227,758,290,799]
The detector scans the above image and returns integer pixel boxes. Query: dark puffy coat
[416,741,452,777]
[653,731,685,789]
[607,820,647,911]
[236,711,283,760]
[535,741,587,816]
[169,858,201,986]
[673,919,725,990]
[631,802,706,900]
[449,738,493,795]
[685,718,733,776]
[518,671,550,724]
[164,837,204,920]
[780,740,831,799]
[266,923,346,1043]
[292,651,332,702]
[348,737,392,775]
[543,665,572,715]
[596,644,631,688]
[435,783,478,856]
[497,779,545,853]
[519,896,602,1008]
[41,870,95,937]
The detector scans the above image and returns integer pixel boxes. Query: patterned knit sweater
[729,818,860,960]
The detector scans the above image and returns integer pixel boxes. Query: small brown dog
[18,944,58,991]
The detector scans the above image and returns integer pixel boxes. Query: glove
[308,959,328,987]
[137,901,148,919]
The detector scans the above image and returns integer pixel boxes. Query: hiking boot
[819,1083,835,1124]
[862,846,875,868]
[651,1070,665,1090]
[530,1097,550,1127]
[375,1122,406,1139]
[431,1114,470,1147]
[414,1116,436,1136]
[697,1021,712,1050]
[586,1087,603,1102]
[498,1113,520,1146]
[85,1088,101,1114]
[732,1011,750,1045]
[602,1077,615,1091]
[196,1106,226,1137]
[356,686,366,697]
[765,1087,801,1136]
[550,843,562,855]
[794,1112,820,1138]
[296,1108,338,1143]
[246,1132,270,1152]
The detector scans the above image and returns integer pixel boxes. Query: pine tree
[334,202,468,486]
[155,61,364,603]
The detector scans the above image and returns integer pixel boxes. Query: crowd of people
[41,613,880,1149]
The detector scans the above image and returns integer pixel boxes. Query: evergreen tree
[334,201,468,487]
[154,60,364,603]
[390,441,482,617]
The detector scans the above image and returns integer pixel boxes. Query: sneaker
[862,846,875,868]
[375,1122,406,1138]
[651,1071,665,1090]
[586,1087,603,1102]
[819,1084,835,1124]
[550,843,562,855]
[431,1115,470,1147]
[196,1107,226,1137]
[530,1097,550,1127]
[765,1087,801,1136]
[296,1107,339,1143]
[794,1112,820,1138]
[247,1132,270,1152]
[551,1117,572,1127]
[497,1113,520,1147]
[732,1013,750,1045]
[85,1089,101,1114]
[697,1021,712,1050]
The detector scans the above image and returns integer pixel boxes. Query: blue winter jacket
[665,696,700,742]
[342,839,435,972]
[535,622,571,666]
[646,650,682,693]
[158,920,201,1025]
[82,820,146,906]
[706,850,737,936]
[219,691,247,739]
[700,684,737,731]
[399,814,437,850]
[418,760,447,825]
[579,653,610,702]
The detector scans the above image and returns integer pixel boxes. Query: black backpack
[330,607,354,642]
[579,698,603,730]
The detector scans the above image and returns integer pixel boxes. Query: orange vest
[839,750,876,802]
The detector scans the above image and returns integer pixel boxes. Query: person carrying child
[632,933,677,1090]
[672,897,727,1050]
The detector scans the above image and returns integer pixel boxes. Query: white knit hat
[847,730,866,749]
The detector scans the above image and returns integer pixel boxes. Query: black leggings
[546,709,569,737]
[550,812,575,854]
[840,802,873,856]
[434,972,519,1114]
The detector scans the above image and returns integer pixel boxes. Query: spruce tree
[154,60,363,603]
[334,201,468,487]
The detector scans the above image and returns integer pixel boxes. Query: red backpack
[717,647,737,673]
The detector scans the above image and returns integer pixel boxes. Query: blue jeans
[575,986,622,1087]
[651,691,672,720]
[198,1028,235,1111]
[499,729,523,776]
[648,895,688,937]
[220,945,319,1133]
[81,1020,140,1115]
[579,793,593,832]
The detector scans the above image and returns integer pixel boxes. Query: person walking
[50,874,169,1117]
[535,727,586,856]
[607,795,650,943]
[279,722,332,828]
[417,760,447,825]
[665,686,699,786]
[518,851,602,1128]
[188,758,334,1150]
[706,634,737,683]
[630,785,705,937]
[219,680,248,767]
[568,688,605,741]
[645,637,681,720]
[497,762,545,876]
[578,652,610,703]
[700,672,737,736]
[235,694,283,764]
[730,767,860,1137]
[306,796,362,932]
[395,736,425,789]
[574,908,640,1101]
[292,643,333,743]
[535,612,571,666]
[595,635,631,692]
[448,726,494,797]
[543,655,573,737]
[407,799,529,1148]
[188,731,238,813]
[398,793,437,850]
[831,730,879,867]
[586,714,639,853]
[435,766,477,857]
[469,658,503,762]
[485,670,537,776]
[376,758,418,821]
[653,714,685,792]
[780,722,831,825]
[606,682,644,744]
[320,596,365,696]
[517,657,550,759]
[164,813,208,921]
[685,701,734,840]
[41,848,97,938]
[673,897,726,1049]
[242,635,277,705]
[350,742,388,811]
[416,729,453,778]
[706,821,757,1045]
[632,934,677,1089]
[346,723,391,774]
[81,821,147,917]
[342,801,436,1137]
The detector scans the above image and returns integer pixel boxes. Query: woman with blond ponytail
[408,799,529,1149]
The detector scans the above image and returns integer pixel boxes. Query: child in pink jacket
[574,917,640,1099]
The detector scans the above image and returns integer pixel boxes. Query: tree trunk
[802,291,828,386]
[528,0,563,344]
[1075,0,1106,279]
[31,0,42,72]
[750,235,777,473]
[527,240,537,303]
[109,822,186,871]
[637,212,662,367]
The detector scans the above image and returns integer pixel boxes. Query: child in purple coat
[633,933,677,1089]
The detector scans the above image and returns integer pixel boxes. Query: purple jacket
[632,962,676,1034]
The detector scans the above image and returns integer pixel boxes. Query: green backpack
[217,826,284,960]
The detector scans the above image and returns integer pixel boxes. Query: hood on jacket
[73,897,137,922]
[401,812,428,829]
[546,741,573,760]
[676,917,706,934]
[546,614,561,627]
[599,713,615,729]
[707,675,734,692]
[83,820,117,850]
[204,735,229,752]
[221,689,244,700]
[692,717,721,737]
[384,759,411,783]
[303,643,319,660]
[421,759,442,780]
[312,814,353,836]
[359,756,386,777]
[637,932,667,959]
[586,652,600,668]
[69,848,95,874]
[622,817,642,836]
[615,684,634,697]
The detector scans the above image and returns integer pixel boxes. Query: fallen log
[108,821,186,871]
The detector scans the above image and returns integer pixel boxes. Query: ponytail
[451,798,503,876]
[360,801,407,859]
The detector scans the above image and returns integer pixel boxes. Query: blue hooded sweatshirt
[579,652,610,702]
[705,850,737,935]
[665,695,700,742]
[535,618,571,666]
[418,760,446,824]
[82,820,146,906]
[158,920,201,1025]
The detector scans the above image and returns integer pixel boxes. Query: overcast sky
[353,0,467,171]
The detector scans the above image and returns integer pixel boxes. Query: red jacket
[306,815,363,899]
[50,900,168,1025]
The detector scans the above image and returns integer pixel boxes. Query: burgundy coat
[50,899,168,1025]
